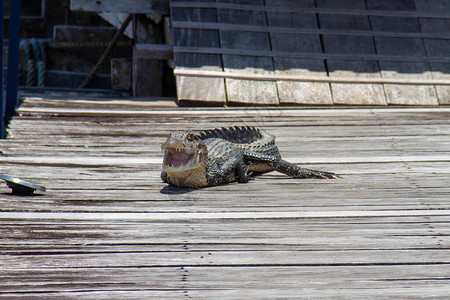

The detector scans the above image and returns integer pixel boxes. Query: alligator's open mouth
[162,144,203,170]
[164,148,195,168]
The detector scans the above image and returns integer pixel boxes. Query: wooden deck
[1,97,450,299]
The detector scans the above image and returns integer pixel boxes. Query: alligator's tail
[275,160,340,179]
[243,150,340,179]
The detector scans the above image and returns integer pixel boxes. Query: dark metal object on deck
[0,174,46,195]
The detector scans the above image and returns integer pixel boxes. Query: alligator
[161,126,339,188]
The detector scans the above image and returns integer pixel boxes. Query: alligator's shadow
[160,185,197,195]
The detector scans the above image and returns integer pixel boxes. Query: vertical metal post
[0,0,4,138]
[5,0,21,134]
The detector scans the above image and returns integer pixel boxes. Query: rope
[26,59,36,86]
[20,39,47,87]
[20,40,36,86]
[36,61,46,88]
[33,39,47,87]
[31,39,42,61]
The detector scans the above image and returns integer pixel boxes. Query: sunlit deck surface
[1,97,449,299]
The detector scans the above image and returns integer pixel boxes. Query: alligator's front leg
[206,156,251,186]
[235,158,251,183]
[161,170,169,183]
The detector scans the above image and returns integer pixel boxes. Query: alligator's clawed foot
[293,168,341,179]
[318,172,341,179]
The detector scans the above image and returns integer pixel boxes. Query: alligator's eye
[186,132,196,141]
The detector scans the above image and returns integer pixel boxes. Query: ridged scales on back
[161,126,339,188]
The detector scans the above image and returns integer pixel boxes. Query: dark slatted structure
[170,0,450,105]
[0,97,450,298]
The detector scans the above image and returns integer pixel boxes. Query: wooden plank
[132,15,164,97]
[415,0,450,104]
[134,44,173,60]
[173,69,450,85]
[170,0,226,104]
[1,287,449,300]
[2,209,450,221]
[367,0,438,105]
[2,248,450,269]
[172,20,450,40]
[164,16,175,68]
[265,0,332,104]
[173,46,450,63]
[53,25,128,43]
[44,70,112,89]
[97,12,134,38]
[2,265,450,298]
[317,0,386,105]
[70,0,169,14]
[1,266,449,286]
[2,217,450,246]
[13,97,450,112]
[217,0,278,105]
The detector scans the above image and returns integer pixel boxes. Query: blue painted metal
[5,0,22,137]
[0,0,4,138]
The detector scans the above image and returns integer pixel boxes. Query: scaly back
[196,126,280,158]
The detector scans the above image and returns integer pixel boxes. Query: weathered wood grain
[266,0,332,104]
[53,25,128,44]
[317,0,387,105]
[415,0,450,104]
[217,0,278,105]
[367,0,439,105]
[171,0,226,104]
[0,96,449,299]
[134,44,173,60]
[169,1,450,19]
[132,15,164,97]
[169,1,448,106]
[2,264,450,299]
[171,20,450,40]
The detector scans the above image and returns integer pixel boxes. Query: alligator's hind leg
[243,151,339,179]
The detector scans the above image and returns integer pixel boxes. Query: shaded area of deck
[0,97,450,298]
